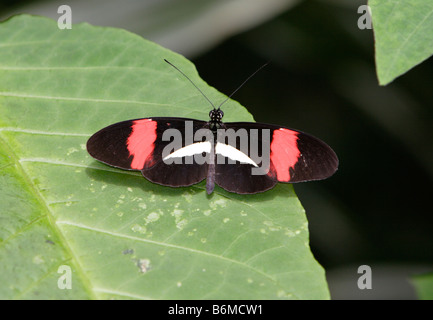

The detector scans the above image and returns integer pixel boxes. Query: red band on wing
[127,119,157,170]
[270,128,300,181]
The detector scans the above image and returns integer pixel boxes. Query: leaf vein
[56,220,276,282]
[0,91,172,107]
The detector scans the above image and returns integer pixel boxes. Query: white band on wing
[215,142,259,167]
[163,141,259,167]
[163,141,212,160]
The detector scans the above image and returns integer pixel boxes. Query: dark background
[2,0,432,299]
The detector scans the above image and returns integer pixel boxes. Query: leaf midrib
[0,133,97,299]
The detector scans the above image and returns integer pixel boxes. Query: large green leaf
[370,0,433,85]
[0,15,329,299]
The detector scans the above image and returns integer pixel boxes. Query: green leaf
[412,273,433,300]
[0,15,329,299]
[370,0,433,85]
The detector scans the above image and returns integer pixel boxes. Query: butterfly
[87,60,338,194]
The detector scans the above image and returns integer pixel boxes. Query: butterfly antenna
[217,61,269,110]
[164,59,216,110]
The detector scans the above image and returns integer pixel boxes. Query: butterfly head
[209,108,224,124]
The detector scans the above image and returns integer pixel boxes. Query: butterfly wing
[214,122,338,194]
[87,117,210,187]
